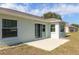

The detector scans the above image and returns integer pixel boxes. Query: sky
[0,3,79,24]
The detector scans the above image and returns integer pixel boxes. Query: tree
[71,24,79,28]
[43,12,62,20]
[43,12,65,32]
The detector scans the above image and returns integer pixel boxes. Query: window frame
[60,24,65,32]
[51,24,55,32]
[42,25,45,32]
[2,19,17,38]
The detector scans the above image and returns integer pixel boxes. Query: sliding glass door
[35,24,45,38]
[35,24,42,38]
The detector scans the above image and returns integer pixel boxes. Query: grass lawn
[0,32,79,55]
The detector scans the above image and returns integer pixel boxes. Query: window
[60,24,65,32]
[42,25,45,32]
[51,24,55,32]
[2,19,17,38]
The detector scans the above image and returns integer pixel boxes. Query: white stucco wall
[65,26,70,33]
[0,14,51,45]
[51,23,65,39]
[0,14,65,45]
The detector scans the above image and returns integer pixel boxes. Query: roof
[0,7,63,23]
[69,26,78,28]
[43,18,63,23]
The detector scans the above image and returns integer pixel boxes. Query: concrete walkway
[25,38,69,51]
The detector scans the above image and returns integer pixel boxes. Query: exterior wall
[65,26,70,33]
[18,19,50,42]
[59,32,65,38]
[0,14,51,45]
[0,14,65,45]
[51,23,65,39]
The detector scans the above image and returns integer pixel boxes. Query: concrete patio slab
[25,38,69,51]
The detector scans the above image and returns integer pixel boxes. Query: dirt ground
[0,32,79,55]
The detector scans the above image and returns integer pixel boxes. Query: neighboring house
[69,26,78,32]
[0,7,65,45]
[65,23,78,33]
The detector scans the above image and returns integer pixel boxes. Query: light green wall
[0,14,51,45]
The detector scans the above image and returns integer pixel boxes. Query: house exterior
[69,26,78,32]
[0,7,65,45]
[65,23,78,33]
[65,23,70,33]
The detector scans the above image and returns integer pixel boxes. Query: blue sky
[0,3,79,24]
